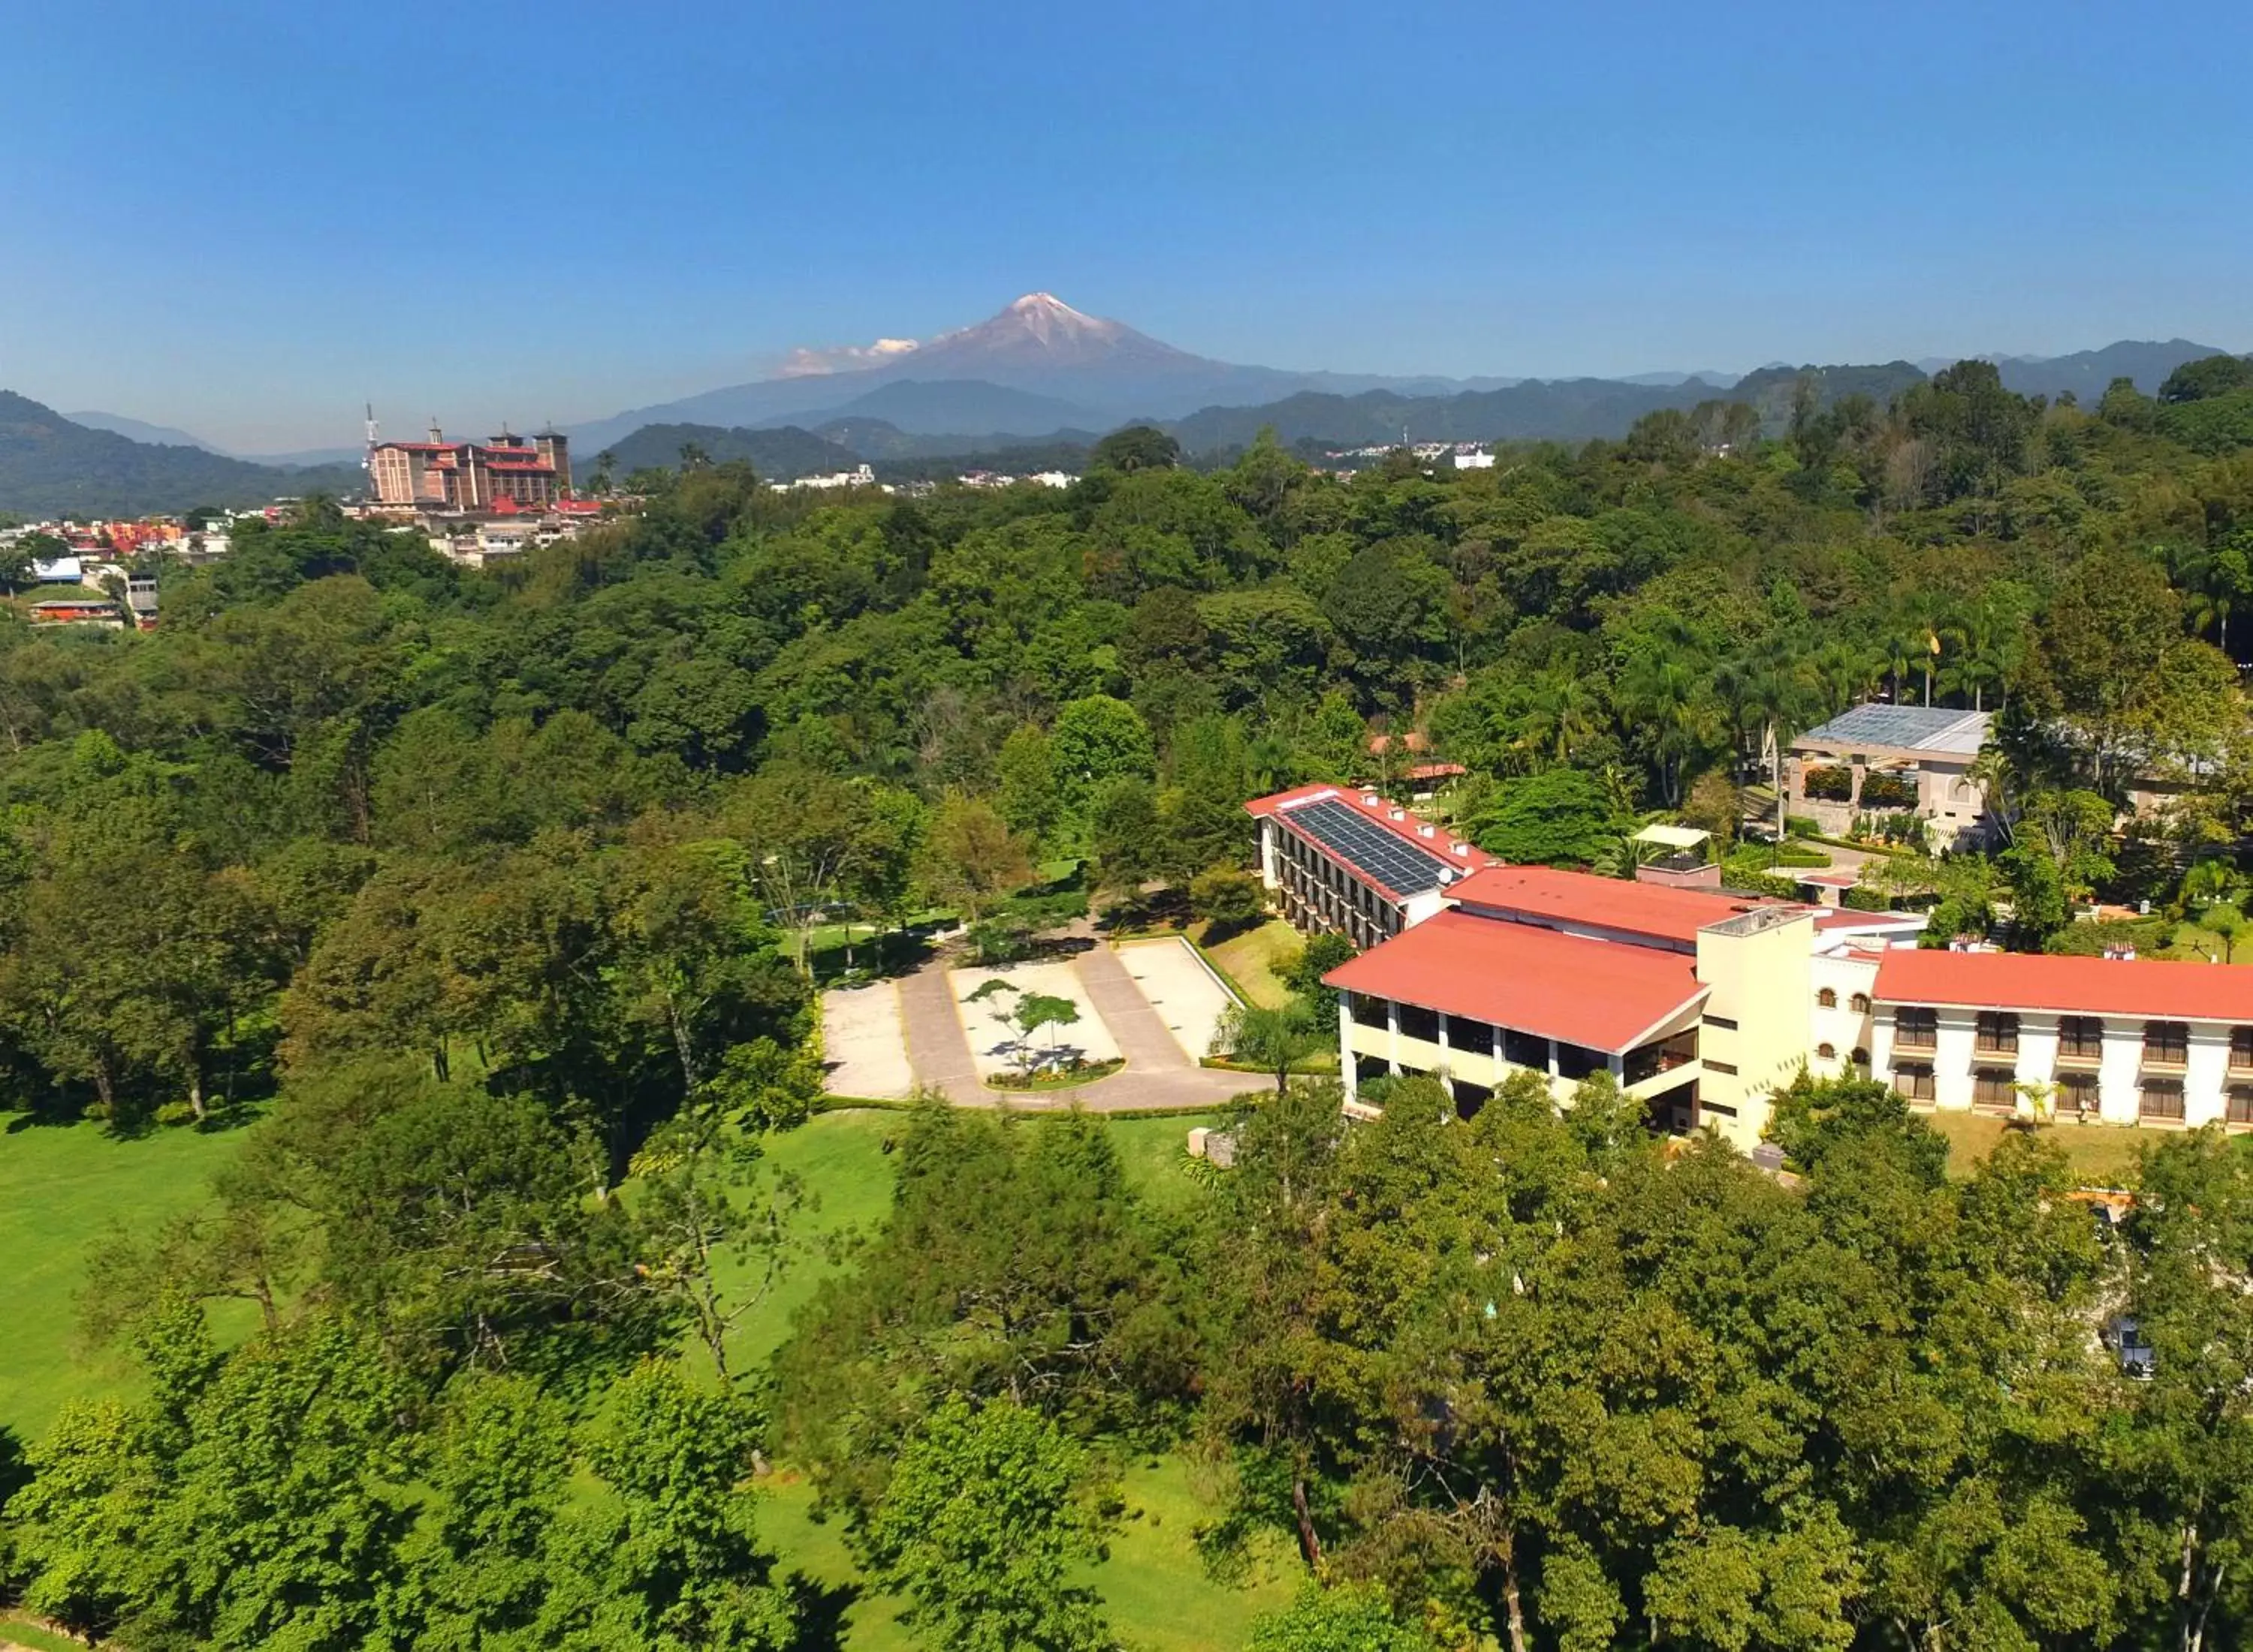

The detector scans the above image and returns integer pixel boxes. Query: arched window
[1817,1042,1837,1060]
[1850,993,1871,1015]
[1817,987,1837,1008]
[1850,1047,1870,1066]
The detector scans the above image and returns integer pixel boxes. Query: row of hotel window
[1889,1010,2250,1066]
[1349,995,1699,1087]
[1887,1063,2253,1123]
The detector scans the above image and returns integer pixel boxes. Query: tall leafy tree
[865,1397,1116,1652]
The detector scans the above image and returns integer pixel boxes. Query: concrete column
[1386,999,1401,1076]
[2098,1023,2142,1125]
[2186,1025,2230,1127]
[1932,1011,1977,1111]
[1435,1012,1454,1099]
[1338,999,1356,1106]
[2018,1016,2059,1099]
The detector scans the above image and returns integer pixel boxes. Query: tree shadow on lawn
[810,924,938,986]
[786,1574,863,1652]
[1095,885,1193,935]
[3,1092,265,1141]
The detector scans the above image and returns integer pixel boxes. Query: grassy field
[1201,918,1301,1010]
[0,1614,89,1652]
[1923,1110,2151,1186]
[759,1451,1295,1652]
[0,1115,256,1439]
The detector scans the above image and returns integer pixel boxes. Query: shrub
[2043,916,2169,958]
[1720,860,1802,901]
[1189,865,1267,931]
[964,917,1034,966]
[1803,764,1853,802]
[1784,814,1822,839]
[1841,886,1893,912]
[1858,771,1918,809]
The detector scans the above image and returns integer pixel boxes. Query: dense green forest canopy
[5,366,2253,1648]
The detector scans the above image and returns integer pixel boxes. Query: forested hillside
[6,360,2253,1648]
[0,392,361,516]
[591,420,864,482]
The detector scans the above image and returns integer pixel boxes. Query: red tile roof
[1324,909,1707,1054]
[1874,947,2253,1022]
[1449,864,1776,946]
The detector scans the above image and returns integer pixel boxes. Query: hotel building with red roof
[1247,784,2253,1147]
[369,426,571,512]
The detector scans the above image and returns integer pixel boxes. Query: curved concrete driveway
[894,939,1255,1113]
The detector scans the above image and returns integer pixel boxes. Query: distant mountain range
[66,410,364,469]
[565,293,1513,454]
[562,292,2236,458]
[10,297,2242,514]
[0,394,361,517]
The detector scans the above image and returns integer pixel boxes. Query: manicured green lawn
[0,1612,92,1652]
[1201,918,1302,1010]
[757,1449,1296,1652]
[0,1116,256,1438]
[1923,1110,2149,1187]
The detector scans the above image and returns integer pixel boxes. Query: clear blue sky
[4,0,2248,452]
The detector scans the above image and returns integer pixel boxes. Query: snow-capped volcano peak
[921,292,1140,361]
[771,292,1193,381]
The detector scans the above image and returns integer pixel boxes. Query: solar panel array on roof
[1797,704,1989,755]
[1283,799,1455,896]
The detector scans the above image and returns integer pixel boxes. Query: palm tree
[1967,740,2021,845]
[1510,668,1602,773]
[1615,652,1714,805]
[1811,640,1880,719]
[2174,538,2252,657]
[1718,637,1821,840]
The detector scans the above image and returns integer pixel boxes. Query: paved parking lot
[1114,936,1238,1061]
[819,982,916,1099]
[829,928,1265,1114]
